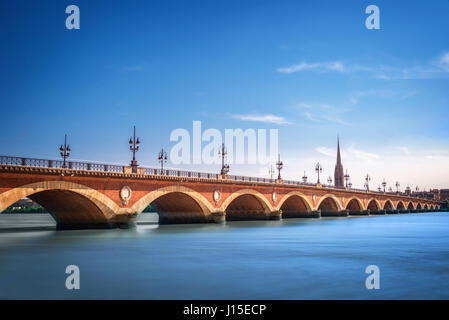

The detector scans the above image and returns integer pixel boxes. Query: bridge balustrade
[0,156,438,205]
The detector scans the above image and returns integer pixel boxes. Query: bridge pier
[321,210,348,217]
[158,212,214,224]
[112,213,138,229]
[371,209,386,215]
[399,210,410,214]
[55,213,138,230]
[349,210,370,216]
[211,211,226,223]
[225,210,278,222]
[269,211,282,220]
[281,210,321,218]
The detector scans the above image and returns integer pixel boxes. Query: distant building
[334,137,344,188]
[440,189,449,202]
[7,198,40,210]
[411,189,440,201]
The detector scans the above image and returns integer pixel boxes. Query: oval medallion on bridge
[272,192,277,205]
[120,186,132,205]
[213,190,221,205]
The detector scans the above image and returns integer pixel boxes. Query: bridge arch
[345,197,364,213]
[383,200,394,211]
[367,198,381,213]
[0,180,119,228]
[131,185,215,224]
[416,203,422,210]
[407,201,414,210]
[396,201,406,211]
[276,191,313,218]
[316,194,343,213]
[424,204,429,210]
[220,189,273,221]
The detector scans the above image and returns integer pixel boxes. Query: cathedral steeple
[334,136,344,187]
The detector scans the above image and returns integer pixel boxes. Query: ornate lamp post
[129,126,140,173]
[219,143,230,175]
[344,169,350,187]
[388,186,393,193]
[377,186,382,192]
[348,180,352,189]
[415,186,419,192]
[315,162,322,184]
[268,166,275,179]
[158,148,168,173]
[276,154,283,180]
[302,171,308,183]
[327,175,333,186]
[59,134,71,168]
[382,178,387,193]
[395,181,400,193]
[364,174,371,192]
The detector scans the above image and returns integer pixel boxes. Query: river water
[0,212,448,299]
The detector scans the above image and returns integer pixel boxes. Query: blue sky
[1,0,448,189]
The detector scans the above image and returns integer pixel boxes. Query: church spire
[336,136,341,165]
[334,136,344,187]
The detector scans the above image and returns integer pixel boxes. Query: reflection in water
[0,212,449,299]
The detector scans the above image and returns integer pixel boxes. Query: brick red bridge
[0,156,440,229]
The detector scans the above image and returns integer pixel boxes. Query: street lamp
[364,174,371,192]
[276,154,283,180]
[219,143,230,175]
[59,134,71,168]
[344,169,350,187]
[158,148,168,173]
[315,162,322,184]
[129,126,140,173]
[382,178,387,193]
[327,175,333,186]
[348,180,352,189]
[302,171,308,183]
[388,186,393,193]
[395,181,400,193]
[377,186,382,192]
[269,166,275,179]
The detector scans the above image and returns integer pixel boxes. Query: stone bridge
[0,156,440,229]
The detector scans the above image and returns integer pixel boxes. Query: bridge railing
[0,156,436,200]
[0,156,126,173]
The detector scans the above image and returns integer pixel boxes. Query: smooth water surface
[0,212,448,299]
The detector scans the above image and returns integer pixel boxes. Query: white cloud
[437,51,449,71]
[297,103,350,125]
[232,114,290,125]
[277,61,346,74]
[347,147,381,161]
[277,51,449,79]
[315,146,334,157]
[397,146,410,155]
[315,145,380,161]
